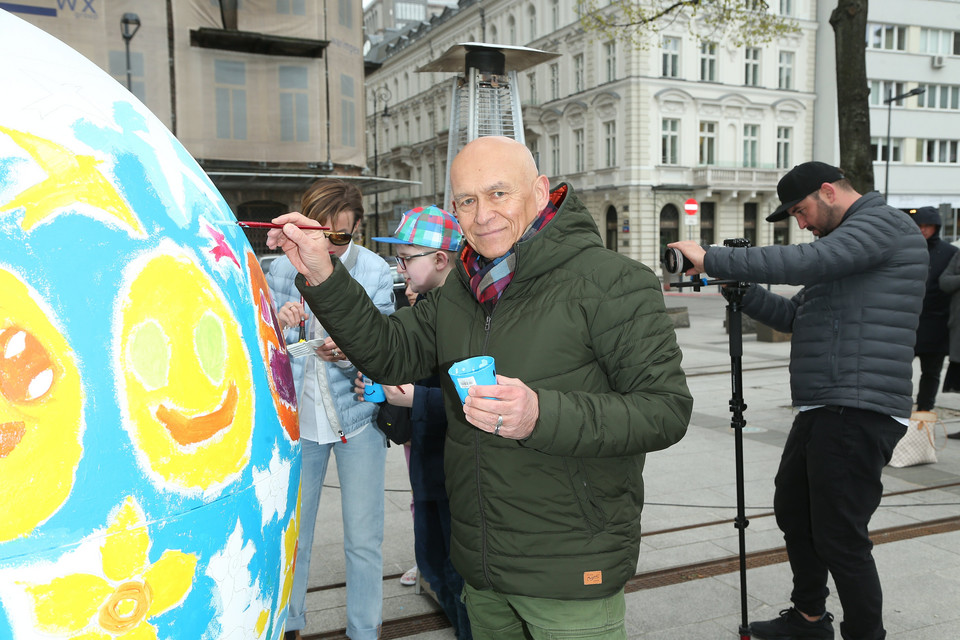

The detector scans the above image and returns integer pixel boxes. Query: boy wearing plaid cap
[369,206,472,639]
[374,204,464,295]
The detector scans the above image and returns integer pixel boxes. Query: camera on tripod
[662,238,751,275]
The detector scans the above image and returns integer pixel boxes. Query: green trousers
[462,583,627,640]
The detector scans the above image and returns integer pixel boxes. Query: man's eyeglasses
[396,251,438,269]
[322,231,352,246]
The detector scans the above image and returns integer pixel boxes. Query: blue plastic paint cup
[448,356,497,404]
[362,375,386,403]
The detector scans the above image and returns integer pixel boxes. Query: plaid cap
[373,205,464,251]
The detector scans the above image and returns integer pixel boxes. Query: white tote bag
[888,411,944,468]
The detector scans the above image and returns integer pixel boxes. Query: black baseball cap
[767,161,845,222]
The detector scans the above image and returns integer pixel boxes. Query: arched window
[605,205,618,251]
[527,5,537,40]
[508,15,517,44]
[490,25,498,44]
[660,204,680,257]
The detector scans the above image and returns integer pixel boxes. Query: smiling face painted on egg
[246,251,298,441]
[0,266,84,541]
[116,247,253,493]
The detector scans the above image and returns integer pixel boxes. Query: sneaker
[400,565,418,586]
[749,608,834,639]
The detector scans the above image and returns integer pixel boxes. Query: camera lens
[662,247,694,275]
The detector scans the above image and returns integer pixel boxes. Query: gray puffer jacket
[704,191,927,418]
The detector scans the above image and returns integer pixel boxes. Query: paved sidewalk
[301,285,960,639]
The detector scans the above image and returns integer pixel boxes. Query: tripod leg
[728,297,751,639]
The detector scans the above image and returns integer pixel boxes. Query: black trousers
[774,407,906,640]
[916,353,946,411]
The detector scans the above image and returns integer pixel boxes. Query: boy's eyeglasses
[396,251,438,270]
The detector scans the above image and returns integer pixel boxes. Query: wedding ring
[494,415,503,436]
[332,349,339,358]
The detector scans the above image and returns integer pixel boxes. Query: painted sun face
[116,247,254,493]
[0,266,84,541]
[246,251,298,441]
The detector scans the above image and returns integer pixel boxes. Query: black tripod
[671,275,753,640]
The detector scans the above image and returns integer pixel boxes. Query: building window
[870,136,902,162]
[779,0,793,16]
[776,126,792,169]
[869,80,906,105]
[661,118,679,165]
[550,63,560,100]
[277,0,306,15]
[574,54,584,92]
[338,0,352,27]
[508,15,517,44]
[605,40,616,82]
[604,121,616,167]
[215,59,247,140]
[698,121,716,166]
[550,133,560,175]
[279,65,309,142]
[528,137,539,169]
[108,50,145,101]
[700,42,717,82]
[743,202,759,247]
[743,124,759,167]
[919,28,959,55]
[551,0,559,31]
[867,23,906,51]
[574,128,585,172]
[528,5,537,40]
[744,47,760,86]
[778,51,794,89]
[662,36,680,78]
[527,72,538,105]
[917,139,960,164]
[918,84,960,110]
[490,25,498,44]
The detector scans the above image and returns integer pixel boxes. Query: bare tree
[830,0,873,193]
[578,0,875,193]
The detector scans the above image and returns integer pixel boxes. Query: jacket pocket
[565,458,606,534]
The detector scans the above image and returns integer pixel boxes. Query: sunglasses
[322,231,352,246]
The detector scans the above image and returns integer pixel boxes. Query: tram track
[303,482,960,640]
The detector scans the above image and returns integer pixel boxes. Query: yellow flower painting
[20,497,197,639]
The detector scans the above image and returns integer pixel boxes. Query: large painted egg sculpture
[0,11,301,640]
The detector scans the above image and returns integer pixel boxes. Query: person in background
[670,161,927,640]
[266,136,691,640]
[268,178,395,640]
[911,206,957,412]
[363,205,472,638]
[938,244,960,439]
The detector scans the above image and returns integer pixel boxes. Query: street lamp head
[121,13,141,42]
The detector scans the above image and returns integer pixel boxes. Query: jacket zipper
[477,309,495,586]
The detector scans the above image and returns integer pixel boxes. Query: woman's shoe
[400,565,418,586]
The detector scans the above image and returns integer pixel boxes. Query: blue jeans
[286,426,387,639]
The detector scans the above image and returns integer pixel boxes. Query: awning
[204,170,420,196]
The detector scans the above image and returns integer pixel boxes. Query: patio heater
[418,42,559,208]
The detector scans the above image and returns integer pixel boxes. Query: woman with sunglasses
[266,178,395,640]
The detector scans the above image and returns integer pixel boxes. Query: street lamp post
[370,87,391,239]
[883,86,925,200]
[120,13,142,92]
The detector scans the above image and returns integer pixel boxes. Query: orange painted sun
[116,245,254,492]
[0,266,84,541]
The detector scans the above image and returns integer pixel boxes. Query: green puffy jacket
[301,185,691,599]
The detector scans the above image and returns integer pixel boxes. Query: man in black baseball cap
[668,164,927,640]
[766,161,846,223]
